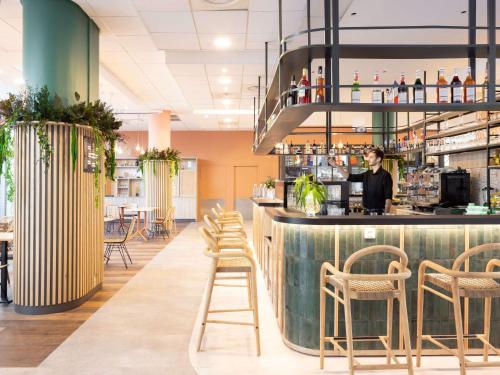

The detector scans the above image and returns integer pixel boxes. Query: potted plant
[138,147,181,177]
[293,174,327,217]
[264,176,276,199]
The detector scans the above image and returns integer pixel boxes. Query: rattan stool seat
[328,276,397,300]
[217,257,252,272]
[425,273,500,298]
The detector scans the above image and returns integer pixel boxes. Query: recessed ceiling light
[222,98,232,106]
[223,86,229,92]
[214,36,231,49]
[204,114,209,119]
[194,109,253,116]
[223,118,233,123]
[221,67,228,73]
[218,76,231,85]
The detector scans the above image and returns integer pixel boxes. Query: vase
[304,192,321,217]
[266,188,275,200]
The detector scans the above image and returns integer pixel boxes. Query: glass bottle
[463,66,475,103]
[482,63,488,103]
[437,68,448,104]
[398,73,408,104]
[315,66,325,103]
[451,68,463,104]
[297,68,310,104]
[372,71,382,104]
[413,69,425,104]
[351,70,361,103]
[392,80,399,104]
[286,75,297,106]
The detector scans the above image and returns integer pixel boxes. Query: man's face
[367,152,381,167]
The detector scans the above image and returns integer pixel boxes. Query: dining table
[0,231,13,304]
[124,206,158,241]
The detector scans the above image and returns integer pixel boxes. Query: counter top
[267,207,500,225]
[251,198,283,207]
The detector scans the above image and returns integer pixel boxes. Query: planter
[143,160,173,223]
[266,188,276,200]
[304,192,321,217]
[13,122,104,314]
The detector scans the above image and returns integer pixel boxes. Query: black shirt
[348,168,393,210]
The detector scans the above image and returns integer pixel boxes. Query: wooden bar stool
[263,236,272,289]
[320,245,413,374]
[198,227,261,356]
[204,214,246,241]
[416,243,500,375]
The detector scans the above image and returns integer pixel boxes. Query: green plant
[0,86,122,204]
[264,176,275,189]
[293,174,327,209]
[138,147,181,177]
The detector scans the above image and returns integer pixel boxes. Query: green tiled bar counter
[252,203,500,356]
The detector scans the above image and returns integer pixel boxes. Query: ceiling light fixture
[218,76,232,85]
[222,98,232,106]
[221,67,228,73]
[223,118,233,123]
[214,36,232,49]
[223,86,229,92]
[194,109,253,116]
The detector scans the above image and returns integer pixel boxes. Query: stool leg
[197,263,217,352]
[386,297,394,365]
[483,296,492,362]
[399,285,414,375]
[319,273,326,370]
[246,272,253,309]
[451,281,467,375]
[343,286,354,375]
[250,267,261,356]
[416,269,425,367]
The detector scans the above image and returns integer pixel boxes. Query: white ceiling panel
[100,50,132,63]
[117,35,158,51]
[128,50,165,64]
[98,17,148,35]
[140,11,196,33]
[249,0,306,12]
[247,11,303,36]
[0,0,22,18]
[175,75,209,87]
[151,33,200,50]
[199,34,246,50]
[167,64,206,76]
[205,64,243,76]
[193,10,248,34]
[84,0,138,16]
[2,17,21,32]
[132,0,191,12]
[100,36,124,51]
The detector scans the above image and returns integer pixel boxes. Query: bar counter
[252,199,500,356]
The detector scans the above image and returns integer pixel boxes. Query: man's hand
[328,157,349,179]
[327,157,337,167]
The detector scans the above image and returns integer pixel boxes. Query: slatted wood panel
[143,160,172,221]
[13,122,104,314]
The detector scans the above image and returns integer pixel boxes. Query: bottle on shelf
[286,75,298,106]
[371,71,383,104]
[398,72,408,104]
[463,66,475,103]
[385,88,392,103]
[392,80,399,104]
[315,66,325,103]
[413,69,425,104]
[297,68,310,104]
[312,140,317,154]
[437,68,448,103]
[482,62,488,103]
[451,68,463,103]
[305,140,312,155]
[351,70,361,103]
[283,142,290,154]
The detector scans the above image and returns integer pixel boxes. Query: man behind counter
[328,148,393,215]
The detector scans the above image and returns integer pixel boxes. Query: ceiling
[0,0,497,132]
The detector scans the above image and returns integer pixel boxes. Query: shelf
[390,148,425,155]
[488,165,500,169]
[425,144,487,156]
[425,122,487,140]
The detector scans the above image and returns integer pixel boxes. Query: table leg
[131,211,148,241]
[1,241,12,304]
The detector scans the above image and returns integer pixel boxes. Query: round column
[23,0,99,104]
[14,123,104,314]
[143,160,172,222]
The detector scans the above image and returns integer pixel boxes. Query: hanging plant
[0,86,122,203]
[138,147,181,177]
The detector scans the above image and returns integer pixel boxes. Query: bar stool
[416,243,500,375]
[198,227,260,355]
[263,236,272,289]
[319,245,413,374]
[216,203,242,219]
[204,214,246,240]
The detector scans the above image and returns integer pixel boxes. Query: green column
[372,112,395,147]
[23,0,99,104]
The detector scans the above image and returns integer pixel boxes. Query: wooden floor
[0,221,188,368]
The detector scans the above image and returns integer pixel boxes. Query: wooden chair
[204,214,246,240]
[320,245,413,374]
[197,226,260,356]
[216,203,242,218]
[416,243,500,375]
[105,204,120,233]
[104,217,136,269]
[165,206,177,235]
[150,216,168,240]
[211,208,244,231]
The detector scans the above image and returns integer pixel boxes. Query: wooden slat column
[143,160,172,222]
[14,122,104,314]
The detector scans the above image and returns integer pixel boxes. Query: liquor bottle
[451,68,463,103]
[385,88,392,103]
[413,69,425,104]
[286,75,298,106]
[351,70,361,103]
[398,73,408,104]
[297,68,310,104]
[463,66,475,103]
[397,138,401,152]
[482,63,488,103]
[372,71,383,103]
[312,140,317,154]
[305,140,311,155]
[392,80,399,104]
[437,68,448,103]
[315,66,325,103]
[283,142,290,154]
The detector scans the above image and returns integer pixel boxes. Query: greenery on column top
[0,86,122,203]
[138,147,181,177]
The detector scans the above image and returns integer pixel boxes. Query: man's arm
[385,199,392,214]
[384,173,394,213]
[328,158,351,180]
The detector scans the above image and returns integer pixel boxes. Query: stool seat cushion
[327,275,397,300]
[425,273,500,298]
[216,257,252,273]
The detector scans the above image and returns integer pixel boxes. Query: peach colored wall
[116,131,148,158]
[171,131,278,214]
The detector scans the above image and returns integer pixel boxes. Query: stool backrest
[343,245,408,274]
[211,207,222,220]
[204,214,222,234]
[216,203,225,213]
[453,242,500,271]
[199,226,219,254]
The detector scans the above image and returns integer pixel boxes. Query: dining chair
[104,217,136,269]
[150,216,168,240]
[105,204,120,233]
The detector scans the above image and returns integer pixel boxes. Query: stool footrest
[331,335,387,342]
[205,319,254,326]
[208,308,253,313]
